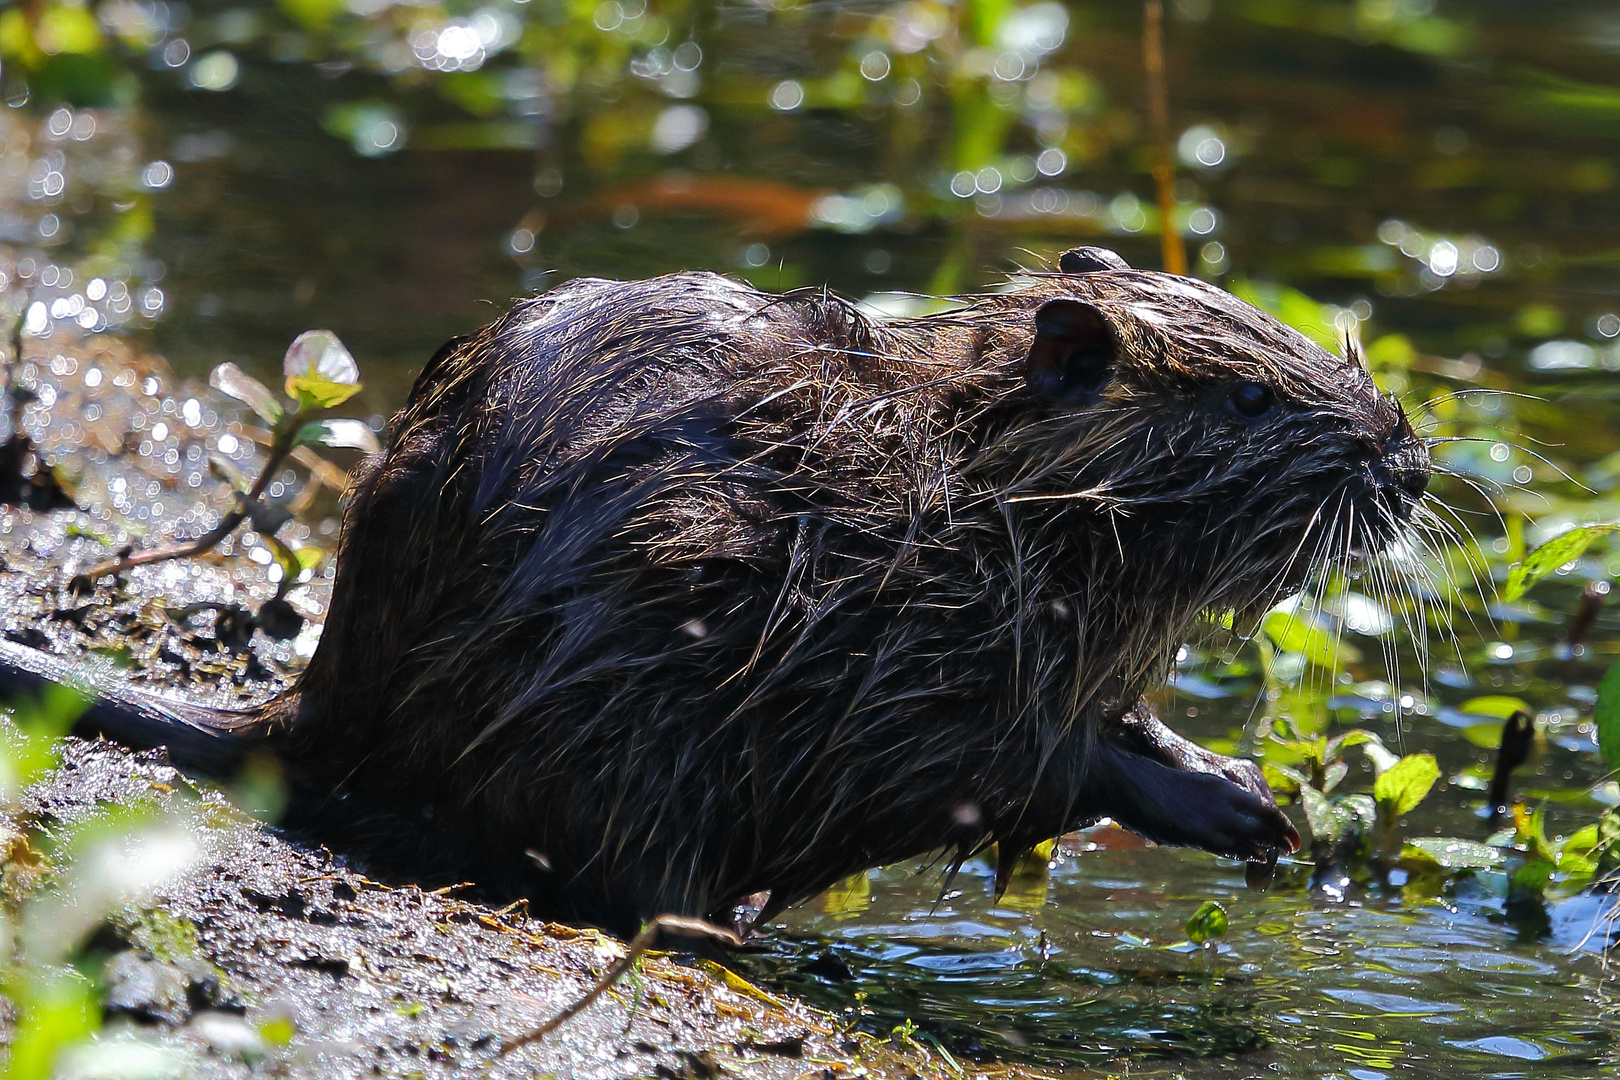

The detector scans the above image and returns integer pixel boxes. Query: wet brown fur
[218,258,1430,935]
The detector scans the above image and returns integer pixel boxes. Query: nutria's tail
[0,637,264,775]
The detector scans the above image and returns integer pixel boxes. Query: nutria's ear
[1058,247,1131,275]
[1026,299,1115,404]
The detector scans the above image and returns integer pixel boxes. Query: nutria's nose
[1375,404,1429,511]
[1384,436,1429,503]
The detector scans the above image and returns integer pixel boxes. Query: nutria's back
[261,255,1424,934]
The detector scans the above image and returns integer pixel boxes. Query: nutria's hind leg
[1093,703,1300,861]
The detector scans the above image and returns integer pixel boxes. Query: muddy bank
[26,734,1046,1080]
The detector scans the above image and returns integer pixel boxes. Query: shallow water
[764,851,1619,1076]
[759,703,1620,1076]
[4,0,1620,1076]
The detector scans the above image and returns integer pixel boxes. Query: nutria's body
[4,250,1428,937]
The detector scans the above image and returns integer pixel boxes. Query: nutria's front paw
[1192,767,1302,861]
[1094,743,1300,863]
[1158,767,1299,861]
[1108,702,1300,856]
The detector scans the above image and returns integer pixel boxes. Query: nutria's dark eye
[1227,382,1275,419]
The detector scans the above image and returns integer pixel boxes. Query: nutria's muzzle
[1374,406,1431,516]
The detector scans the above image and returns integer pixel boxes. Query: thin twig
[1143,0,1186,275]
[499,914,742,1055]
[74,417,301,584]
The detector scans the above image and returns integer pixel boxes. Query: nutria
[0,248,1429,937]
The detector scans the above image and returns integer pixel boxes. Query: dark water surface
[5,0,1620,1076]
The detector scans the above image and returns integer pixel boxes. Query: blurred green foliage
[0,688,191,1080]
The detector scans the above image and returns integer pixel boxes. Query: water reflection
[759,837,1618,1074]
[4,0,1610,392]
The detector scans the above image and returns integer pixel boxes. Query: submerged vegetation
[0,0,1617,1075]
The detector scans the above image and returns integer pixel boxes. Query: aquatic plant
[70,329,374,640]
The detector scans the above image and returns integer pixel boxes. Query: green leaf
[295,418,380,454]
[1561,824,1602,858]
[1300,788,1376,844]
[1511,858,1555,893]
[1595,660,1620,767]
[1325,728,1380,758]
[1336,793,1377,843]
[261,533,302,587]
[1502,524,1620,601]
[283,330,361,412]
[209,362,282,425]
[1458,695,1532,720]
[1600,807,1620,847]
[1556,826,1599,876]
[37,4,104,54]
[1373,752,1440,816]
[1262,763,1304,796]
[1262,605,1357,668]
[5,972,99,1080]
[1460,722,1508,749]
[1527,805,1557,861]
[1402,837,1503,871]
[1299,786,1334,842]
[279,0,345,30]
[259,1016,296,1047]
[1362,740,1401,776]
[0,10,32,61]
[1556,853,1597,880]
[1185,900,1228,945]
[0,683,91,799]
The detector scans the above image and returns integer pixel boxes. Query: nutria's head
[977,247,1429,631]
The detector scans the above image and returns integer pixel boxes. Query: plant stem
[1143,0,1187,276]
[500,914,742,1054]
[74,414,304,585]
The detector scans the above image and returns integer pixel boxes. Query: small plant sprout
[1487,802,1614,912]
[1262,720,1379,801]
[1184,900,1228,947]
[1368,748,1440,861]
[73,330,377,637]
[1261,717,1486,889]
